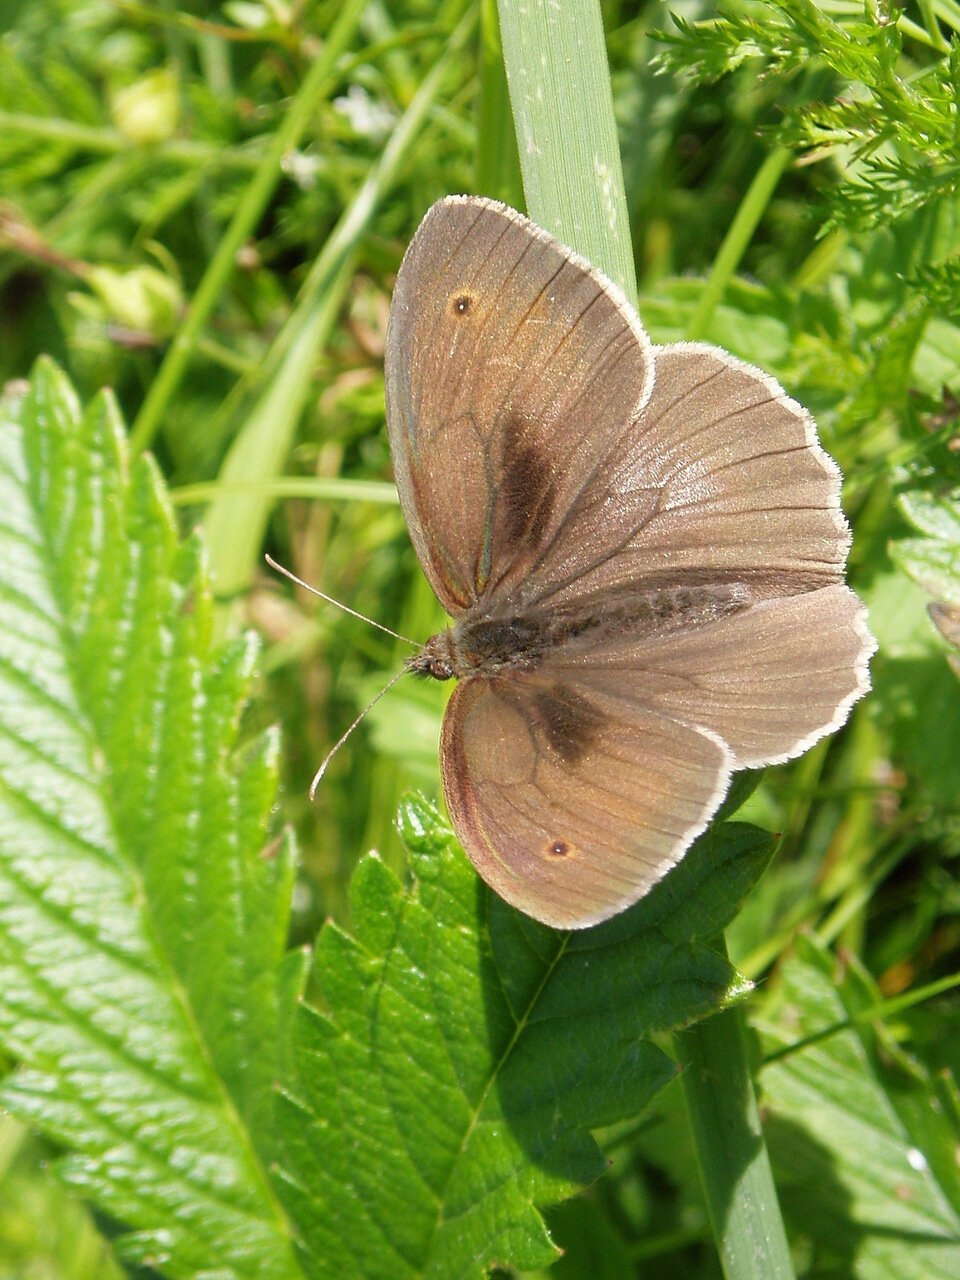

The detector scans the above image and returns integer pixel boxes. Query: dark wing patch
[498,413,557,550]
[384,197,653,614]
[532,683,603,764]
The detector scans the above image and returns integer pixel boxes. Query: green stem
[496,5,794,1276]
[0,110,263,167]
[913,0,951,49]
[763,969,960,1068]
[685,147,791,341]
[496,0,636,296]
[678,984,796,1280]
[170,477,398,509]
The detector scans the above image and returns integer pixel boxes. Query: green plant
[0,1,958,1277]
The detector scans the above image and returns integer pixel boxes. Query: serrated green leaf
[275,794,773,1278]
[760,936,960,1279]
[0,360,299,1279]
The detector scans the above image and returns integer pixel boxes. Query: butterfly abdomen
[410,581,751,684]
[544,581,751,651]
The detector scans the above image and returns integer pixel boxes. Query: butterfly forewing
[385,196,654,614]
[511,343,851,613]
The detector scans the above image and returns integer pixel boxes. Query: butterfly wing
[440,672,732,928]
[384,196,653,615]
[387,201,873,926]
[431,339,873,924]
[519,341,874,765]
[512,341,854,612]
[388,204,856,624]
[549,582,874,769]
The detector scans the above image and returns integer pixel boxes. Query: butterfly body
[411,579,753,682]
[385,195,875,929]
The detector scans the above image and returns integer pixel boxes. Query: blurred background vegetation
[1,0,958,1274]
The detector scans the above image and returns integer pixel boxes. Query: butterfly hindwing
[440,673,732,929]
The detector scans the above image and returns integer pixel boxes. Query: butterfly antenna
[308,666,409,800]
[265,553,419,648]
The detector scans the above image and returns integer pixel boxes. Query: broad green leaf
[892,488,960,606]
[275,796,772,1278]
[0,360,300,1279]
[865,568,960,810]
[0,360,779,1280]
[759,936,960,1279]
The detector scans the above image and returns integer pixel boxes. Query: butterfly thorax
[407,582,751,683]
[408,615,552,682]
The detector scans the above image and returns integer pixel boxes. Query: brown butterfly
[384,195,874,929]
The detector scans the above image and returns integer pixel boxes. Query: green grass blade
[202,10,475,603]
[129,0,370,454]
[760,936,960,1278]
[496,0,636,295]
[684,147,793,341]
[496,4,797,1275]
[678,958,795,1279]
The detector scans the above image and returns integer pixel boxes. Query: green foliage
[0,358,780,1271]
[654,0,960,232]
[0,360,767,1276]
[277,802,769,1277]
[760,937,960,1279]
[893,486,960,605]
[0,361,301,1277]
[0,0,958,1277]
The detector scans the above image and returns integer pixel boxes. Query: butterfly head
[407,631,457,682]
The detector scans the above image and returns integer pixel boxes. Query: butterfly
[383,195,874,929]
